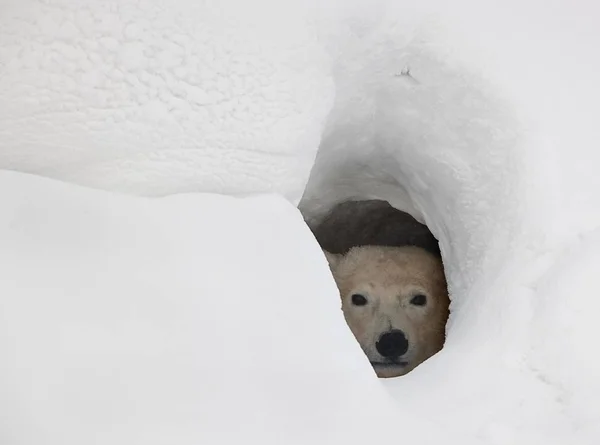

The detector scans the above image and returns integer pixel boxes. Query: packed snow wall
[300,2,600,442]
[1,0,600,443]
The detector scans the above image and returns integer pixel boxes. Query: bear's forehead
[342,260,425,282]
[347,255,436,277]
[339,254,443,291]
[346,268,429,291]
[346,247,437,268]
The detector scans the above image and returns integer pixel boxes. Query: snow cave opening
[303,195,448,377]
[298,46,522,376]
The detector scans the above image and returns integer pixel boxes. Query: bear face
[325,245,449,378]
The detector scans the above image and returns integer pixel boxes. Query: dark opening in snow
[303,199,449,378]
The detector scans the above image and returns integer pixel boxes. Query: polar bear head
[325,245,449,378]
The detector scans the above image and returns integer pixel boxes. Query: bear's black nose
[376,330,409,359]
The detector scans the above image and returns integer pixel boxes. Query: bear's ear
[323,250,342,271]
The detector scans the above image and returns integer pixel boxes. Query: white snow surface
[0,171,418,445]
[2,0,600,444]
[0,0,333,202]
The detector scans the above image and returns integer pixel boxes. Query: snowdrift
[1,0,600,444]
[0,171,426,445]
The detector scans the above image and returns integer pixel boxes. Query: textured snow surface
[2,0,600,444]
[0,0,333,202]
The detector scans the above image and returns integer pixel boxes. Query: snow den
[2,0,600,443]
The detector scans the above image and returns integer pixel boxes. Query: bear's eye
[410,294,427,306]
[351,294,368,306]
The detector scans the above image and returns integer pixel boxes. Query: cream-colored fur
[325,245,449,378]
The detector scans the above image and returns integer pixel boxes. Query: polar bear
[324,245,449,378]
[310,200,449,377]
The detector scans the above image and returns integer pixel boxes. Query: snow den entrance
[305,197,448,378]
[298,34,523,376]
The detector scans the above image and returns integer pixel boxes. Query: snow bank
[2,0,600,443]
[0,0,332,202]
[0,170,447,444]
[301,1,600,443]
